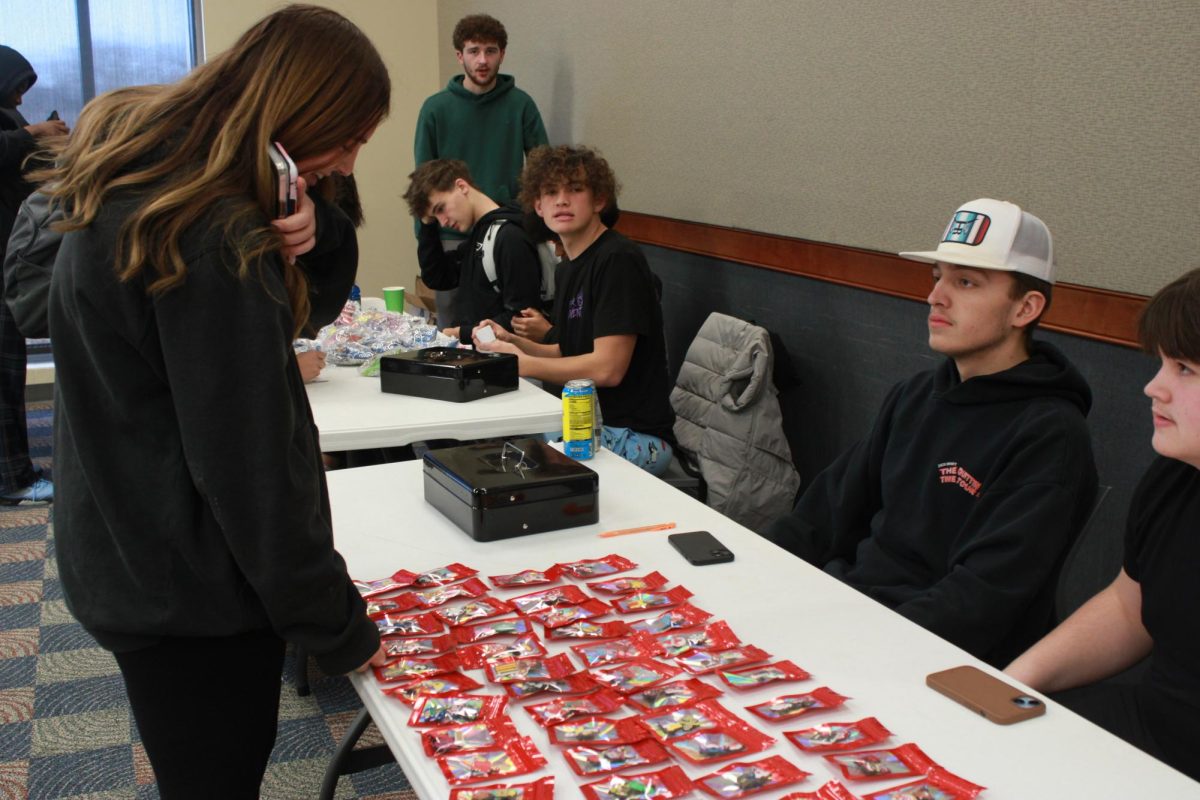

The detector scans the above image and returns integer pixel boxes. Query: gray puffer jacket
[672,312,801,530]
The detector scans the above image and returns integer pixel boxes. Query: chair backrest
[1054,485,1116,622]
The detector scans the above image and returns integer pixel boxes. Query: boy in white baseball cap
[760,199,1099,667]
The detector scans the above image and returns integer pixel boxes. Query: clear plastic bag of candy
[382,634,456,658]
[558,555,638,579]
[587,571,669,596]
[611,586,694,615]
[640,703,723,741]
[408,692,509,727]
[510,584,592,616]
[383,672,483,705]
[629,603,713,634]
[823,743,937,782]
[376,611,442,637]
[459,634,547,670]
[779,781,858,800]
[449,775,555,800]
[366,594,419,618]
[571,636,659,668]
[436,596,516,626]
[784,717,891,752]
[625,679,724,712]
[525,688,626,726]
[533,598,613,629]
[406,576,490,608]
[354,568,418,598]
[503,671,597,699]
[591,658,684,694]
[667,722,776,766]
[746,688,848,722]
[650,622,741,657]
[486,653,574,684]
[453,616,533,643]
[547,619,632,641]
[676,645,771,675]
[489,565,565,588]
[696,756,810,798]
[717,660,809,690]
[421,718,520,757]
[414,562,479,587]
[564,740,671,777]
[580,765,695,800]
[438,735,547,785]
[858,767,985,800]
[547,715,651,746]
[373,652,460,684]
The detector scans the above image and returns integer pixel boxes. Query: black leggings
[114,629,287,799]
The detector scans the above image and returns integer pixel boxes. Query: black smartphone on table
[668,530,735,565]
[266,141,298,218]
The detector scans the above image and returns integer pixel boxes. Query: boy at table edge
[473,144,675,477]
[759,198,1098,667]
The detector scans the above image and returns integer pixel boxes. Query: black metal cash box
[380,347,518,402]
[423,438,599,542]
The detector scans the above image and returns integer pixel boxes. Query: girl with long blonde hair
[42,7,390,795]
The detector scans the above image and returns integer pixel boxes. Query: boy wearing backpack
[403,159,544,342]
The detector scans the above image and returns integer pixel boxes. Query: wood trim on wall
[617,211,1147,349]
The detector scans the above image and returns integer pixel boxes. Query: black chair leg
[294,645,311,696]
[318,706,396,800]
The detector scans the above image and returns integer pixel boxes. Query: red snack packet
[381,633,457,658]
[580,765,694,800]
[376,611,442,637]
[676,645,772,675]
[486,652,575,684]
[587,571,670,595]
[408,692,510,727]
[354,569,419,598]
[405,576,490,608]
[438,735,547,785]
[509,584,592,616]
[414,562,479,587]
[421,717,521,757]
[696,756,811,798]
[572,635,660,669]
[525,688,626,726]
[612,586,695,615]
[563,739,671,777]
[558,554,638,579]
[785,717,891,752]
[547,619,632,641]
[780,781,858,800]
[436,597,516,627]
[717,660,810,690]
[382,672,483,705]
[823,743,937,782]
[504,671,597,699]
[453,617,536,643]
[366,594,420,618]
[629,603,713,634]
[449,776,555,800]
[625,678,724,712]
[591,658,684,693]
[547,715,651,746]
[859,767,985,800]
[638,699,739,741]
[459,635,547,670]
[373,652,460,684]
[746,687,849,722]
[533,598,613,629]
[665,713,776,766]
[489,565,565,588]
[650,622,741,657]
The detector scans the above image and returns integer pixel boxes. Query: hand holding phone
[926,666,1045,725]
[668,531,734,565]
[266,141,298,219]
[474,325,497,344]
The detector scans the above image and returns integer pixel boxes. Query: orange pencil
[598,522,676,539]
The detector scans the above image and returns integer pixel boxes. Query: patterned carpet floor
[0,401,415,799]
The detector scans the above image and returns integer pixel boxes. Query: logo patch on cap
[942,211,990,246]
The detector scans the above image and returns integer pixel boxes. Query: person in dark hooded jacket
[0,45,68,504]
[760,199,1099,667]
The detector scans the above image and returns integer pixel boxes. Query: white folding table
[326,450,1196,799]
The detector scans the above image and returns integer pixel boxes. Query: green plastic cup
[382,286,405,313]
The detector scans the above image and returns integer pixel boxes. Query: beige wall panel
[438,0,1198,294]
[201,0,440,298]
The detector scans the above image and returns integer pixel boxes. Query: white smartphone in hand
[267,141,298,218]
[475,326,497,344]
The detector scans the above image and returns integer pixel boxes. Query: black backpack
[3,189,62,339]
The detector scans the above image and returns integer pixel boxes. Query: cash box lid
[381,347,515,378]
[423,438,598,508]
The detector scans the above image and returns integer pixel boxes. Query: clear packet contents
[381,633,456,658]
[625,678,724,712]
[438,735,547,786]
[629,603,713,634]
[532,598,613,629]
[779,780,859,800]
[611,586,695,615]
[375,611,442,637]
[579,765,695,800]
[408,692,509,728]
[382,672,483,705]
[354,569,418,598]
[717,660,810,690]
[485,653,575,684]
[563,740,671,777]
[458,634,547,670]
[558,555,639,579]
[696,755,811,798]
[745,687,849,722]
[414,562,480,587]
[571,635,660,668]
[448,775,555,800]
[404,576,490,609]
[525,688,626,727]
[676,645,772,675]
[509,584,592,616]
[453,616,533,643]
[421,717,520,757]
[547,715,651,746]
[503,671,597,700]
[858,767,985,800]
[822,743,937,782]
[372,652,460,684]
[548,619,632,641]
[649,621,741,658]
[784,717,891,752]
[590,658,684,694]
[436,596,516,626]
[587,571,670,595]
[490,565,565,588]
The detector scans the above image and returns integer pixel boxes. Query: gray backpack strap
[480,219,508,291]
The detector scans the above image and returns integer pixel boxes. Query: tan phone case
[926,665,1046,725]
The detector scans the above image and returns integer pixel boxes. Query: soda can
[562,379,597,460]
